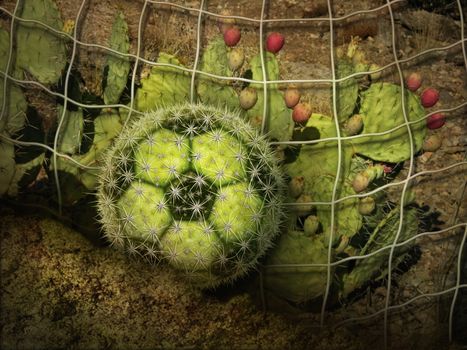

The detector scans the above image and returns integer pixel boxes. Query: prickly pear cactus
[263,230,330,303]
[52,109,123,204]
[354,82,427,162]
[135,53,190,112]
[103,12,130,105]
[246,52,293,142]
[15,0,67,85]
[97,103,286,288]
[341,206,419,297]
[0,29,28,136]
[197,38,239,110]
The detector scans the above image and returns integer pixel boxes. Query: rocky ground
[1,0,466,349]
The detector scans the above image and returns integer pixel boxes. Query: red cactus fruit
[420,88,439,108]
[284,87,300,108]
[406,72,422,92]
[292,102,312,124]
[426,112,445,129]
[224,27,241,47]
[266,32,285,54]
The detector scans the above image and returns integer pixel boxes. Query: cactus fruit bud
[239,87,258,110]
[223,27,241,47]
[227,48,245,71]
[344,114,363,136]
[352,165,384,193]
[420,88,439,108]
[292,102,312,124]
[288,176,304,198]
[405,72,422,92]
[97,103,286,288]
[423,134,442,152]
[426,113,445,130]
[369,63,382,81]
[358,197,376,215]
[304,215,319,236]
[284,87,300,108]
[352,173,370,193]
[294,194,313,216]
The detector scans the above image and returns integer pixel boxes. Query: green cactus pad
[97,103,286,288]
[312,175,362,246]
[285,113,354,192]
[335,58,359,122]
[263,231,330,303]
[246,52,293,142]
[341,206,419,297]
[52,109,122,204]
[0,29,28,136]
[135,53,190,112]
[355,82,427,163]
[15,0,67,85]
[196,38,239,110]
[103,12,130,105]
[56,105,83,155]
[0,137,15,196]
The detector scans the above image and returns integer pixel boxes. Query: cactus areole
[97,103,286,288]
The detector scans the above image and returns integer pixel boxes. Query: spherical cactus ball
[97,103,286,288]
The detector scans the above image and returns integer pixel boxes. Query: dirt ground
[0,0,466,349]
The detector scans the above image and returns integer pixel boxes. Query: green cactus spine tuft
[97,103,286,288]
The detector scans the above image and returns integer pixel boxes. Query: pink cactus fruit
[266,32,285,54]
[420,87,439,108]
[292,102,312,124]
[284,87,300,108]
[405,72,422,92]
[224,27,241,47]
[426,112,445,129]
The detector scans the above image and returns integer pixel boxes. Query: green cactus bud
[97,103,286,288]
[103,12,130,105]
[227,47,245,71]
[15,0,67,84]
[303,215,319,236]
[344,114,363,136]
[352,164,384,193]
[288,176,304,198]
[294,194,313,216]
[355,82,427,163]
[358,196,375,215]
[263,231,330,303]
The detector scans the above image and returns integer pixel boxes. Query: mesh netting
[0,0,466,348]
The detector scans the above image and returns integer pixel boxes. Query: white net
[0,0,466,348]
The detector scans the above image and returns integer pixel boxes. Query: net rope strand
[0,1,466,348]
[1,5,465,86]
[52,0,87,215]
[320,0,344,327]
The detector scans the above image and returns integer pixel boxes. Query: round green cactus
[97,103,286,288]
